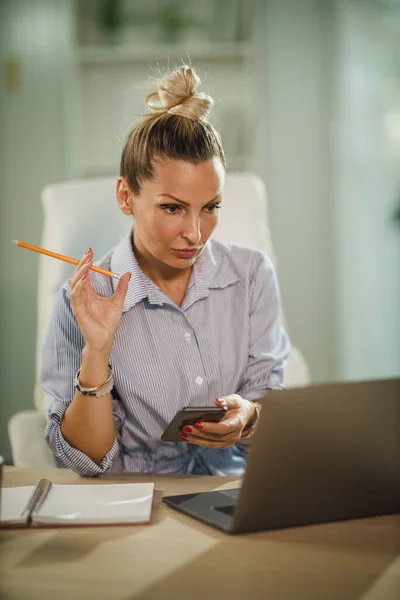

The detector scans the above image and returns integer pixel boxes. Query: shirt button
[195,376,204,386]
[184,332,191,341]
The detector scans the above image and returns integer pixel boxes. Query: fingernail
[180,433,188,441]
[215,398,223,404]
[81,274,87,281]
[195,422,203,429]
[85,247,91,254]
[183,426,192,433]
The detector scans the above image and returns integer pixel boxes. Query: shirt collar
[191,239,240,295]
[110,228,240,313]
[110,229,153,312]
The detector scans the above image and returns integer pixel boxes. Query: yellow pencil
[11,240,121,279]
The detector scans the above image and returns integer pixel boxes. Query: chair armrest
[8,410,56,468]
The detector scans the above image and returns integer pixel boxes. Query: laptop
[162,378,400,534]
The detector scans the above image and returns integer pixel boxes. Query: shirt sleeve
[236,253,290,400]
[41,285,125,477]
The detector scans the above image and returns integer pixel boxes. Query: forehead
[149,158,225,200]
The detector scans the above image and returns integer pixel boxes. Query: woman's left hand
[180,395,256,448]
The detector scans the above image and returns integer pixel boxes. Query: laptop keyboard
[213,504,235,516]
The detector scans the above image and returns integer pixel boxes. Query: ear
[116,177,133,215]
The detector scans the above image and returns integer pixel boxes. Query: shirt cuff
[45,400,120,477]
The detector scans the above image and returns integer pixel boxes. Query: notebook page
[33,483,154,525]
[0,486,35,525]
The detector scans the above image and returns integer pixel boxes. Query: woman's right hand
[70,248,131,356]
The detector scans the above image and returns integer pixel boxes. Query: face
[116,158,225,272]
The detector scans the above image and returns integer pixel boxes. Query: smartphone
[161,406,228,442]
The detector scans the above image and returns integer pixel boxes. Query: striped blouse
[41,229,290,477]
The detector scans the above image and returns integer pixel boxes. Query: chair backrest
[34,173,279,416]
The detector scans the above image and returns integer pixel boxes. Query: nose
[182,213,201,245]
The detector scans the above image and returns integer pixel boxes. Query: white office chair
[8,173,310,467]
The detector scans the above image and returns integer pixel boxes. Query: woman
[42,65,290,477]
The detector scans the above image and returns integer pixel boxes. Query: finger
[111,272,131,308]
[180,434,235,449]
[70,247,92,285]
[70,257,94,292]
[192,416,242,436]
[185,430,241,445]
[215,395,242,409]
[183,423,239,440]
[70,268,93,307]
[74,247,93,274]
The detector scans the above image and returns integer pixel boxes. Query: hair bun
[145,65,213,122]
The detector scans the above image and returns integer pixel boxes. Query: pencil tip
[10,239,18,244]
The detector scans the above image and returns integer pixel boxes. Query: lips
[171,248,199,259]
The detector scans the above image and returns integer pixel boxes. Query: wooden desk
[0,467,399,600]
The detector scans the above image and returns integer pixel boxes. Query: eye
[204,203,221,213]
[160,204,181,214]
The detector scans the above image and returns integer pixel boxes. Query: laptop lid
[232,378,400,533]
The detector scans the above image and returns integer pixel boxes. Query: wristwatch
[240,402,261,439]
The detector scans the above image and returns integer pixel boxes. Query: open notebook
[0,478,154,528]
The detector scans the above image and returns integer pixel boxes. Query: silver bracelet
[74,367,114,397]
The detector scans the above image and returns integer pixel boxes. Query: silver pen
[20,478,52,523]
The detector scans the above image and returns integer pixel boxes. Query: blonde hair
[120,65,226,195]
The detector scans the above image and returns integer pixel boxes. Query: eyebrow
[156,194,222,207]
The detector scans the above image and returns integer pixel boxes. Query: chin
[167,255,198,269]
[172,258,197,269]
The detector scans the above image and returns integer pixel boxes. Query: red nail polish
[180,434,188,441]
[183,426,192,433]
[195,422,203,429]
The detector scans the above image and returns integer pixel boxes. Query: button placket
[180,313,206,387]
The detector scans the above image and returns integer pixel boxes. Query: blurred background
[0,0,399,464]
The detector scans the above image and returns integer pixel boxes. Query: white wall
[255,0,336,382]
[0,0,73,461]
[332,0,400,380]
[255,0,400,383]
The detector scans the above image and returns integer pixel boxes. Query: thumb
[112,272,131,305]
[214,394,243,410]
